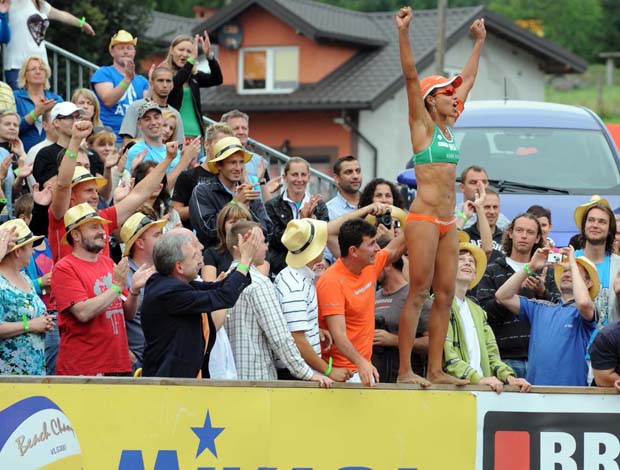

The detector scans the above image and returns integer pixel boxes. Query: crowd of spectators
[2,5,620,394]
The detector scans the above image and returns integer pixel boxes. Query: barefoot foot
[397,371,432,387]
[427,370,469,386]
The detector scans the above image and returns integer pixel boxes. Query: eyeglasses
[432,87,456,97]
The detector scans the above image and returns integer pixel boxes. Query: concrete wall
[357,33,547,181]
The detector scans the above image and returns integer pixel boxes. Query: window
[239,47,299,94]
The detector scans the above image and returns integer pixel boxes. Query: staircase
[46,42,337,199]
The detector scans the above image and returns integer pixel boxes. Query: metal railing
[46,42,99,99]
[203,116,337,199]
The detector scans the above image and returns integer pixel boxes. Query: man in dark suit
[141,226,260,378]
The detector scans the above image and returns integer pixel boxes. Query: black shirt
[172,166,214,229]
[590,322,620,384]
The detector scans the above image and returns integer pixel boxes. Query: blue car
[399,100,620,246]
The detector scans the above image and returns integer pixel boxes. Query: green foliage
[489,0,604,61]
[155,0,226,17]
[45,0,156,67]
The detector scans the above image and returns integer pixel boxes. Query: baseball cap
[51,102,82,122]
[137,101,162,120]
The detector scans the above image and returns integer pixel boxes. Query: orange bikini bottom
[405,212,457,238]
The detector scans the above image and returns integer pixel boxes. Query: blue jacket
[0,12,10,44]
[14,88,63,152]
[141,270,251,378]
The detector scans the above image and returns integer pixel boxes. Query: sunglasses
[432,87,456,97]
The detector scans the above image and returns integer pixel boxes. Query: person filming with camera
[495,246,599,386]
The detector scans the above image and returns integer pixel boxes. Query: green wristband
[65,149,78,160]
[0,197,6,204]
[37,277,43,289]
[324,357,333,376]
[236,263,249,274]
[79,16,86,27]
[186,57,196,65]
[523,264,532,275]
[111,284,122,296]
[22,315,29,333]
[457,211,468,222]
[119,81,129,91]
[29,110,38,122]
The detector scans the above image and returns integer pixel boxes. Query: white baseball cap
[51,102,83,121]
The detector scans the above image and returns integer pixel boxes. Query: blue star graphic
[191,410,225,458]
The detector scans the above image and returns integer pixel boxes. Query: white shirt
[455,297,483,376]
[505,257,527,273]
[282,191,311,220]
[6,0,51,70]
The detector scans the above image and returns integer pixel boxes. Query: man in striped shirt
[274,219,353,382]
[224,220,332,386]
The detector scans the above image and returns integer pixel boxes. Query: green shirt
[180,86,201,137]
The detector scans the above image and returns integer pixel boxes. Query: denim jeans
[504,358,527,379]
[45,314,59,375]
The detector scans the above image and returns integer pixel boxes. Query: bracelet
[457,211,469,222]
[236,263,249,273]
[37,277,43,289]
[523,264,532,275]
[186,57,196,65]
[119,81,129,91]
[324,357,333,376]
[259,179,267,186]
[129,288,140,296]
[22,315,29,333]
[0,197,6,203]
[65,149,78,160]
[13,167,20,176]
[111,284,122,296]
[79,16,86,27]
[29,110,38,122]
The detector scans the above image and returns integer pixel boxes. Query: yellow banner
[0,381,476,470]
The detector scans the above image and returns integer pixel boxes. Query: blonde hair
[161,110,178,144]
[167,35,196,75]
[72,88,102,127]
[18,56,51,89]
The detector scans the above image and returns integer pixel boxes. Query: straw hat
[457,230,470,244]
[62,203,111,244]
[573,195,610,229]
[109,30,137,52]
[71,166,107,189]
[120,212,166,256]
[553,256,600,300]
[458,242,487,289]
[207,136,252,174]
[365,205,408,228]
[420,75,463,99]
[0,219,43,253]
[282,219,328,268]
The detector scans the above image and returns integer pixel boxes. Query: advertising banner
[475,391,620,470]
[0,382,477,470]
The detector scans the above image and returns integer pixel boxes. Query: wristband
[0,197,6,203]
[259,179,267,186]
[129,288,140,296]
[186,57,196,65]
[111,284,122,296]
[37,277,43,289]
[324,357,333,376]
[13,168,20,176]
[236,263,249,274]
[29,110,38,122]
[79,16,86,27]
[119,81,129,91]
[457,211,469,222]
[65,149,78,160]
[22,315,29,333]
[523,264,532,275]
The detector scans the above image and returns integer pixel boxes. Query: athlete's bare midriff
[408,163,456,219]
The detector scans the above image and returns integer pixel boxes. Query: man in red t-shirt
[317,218,406,387]
[52,202,131,375]
[48,120,178,261]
